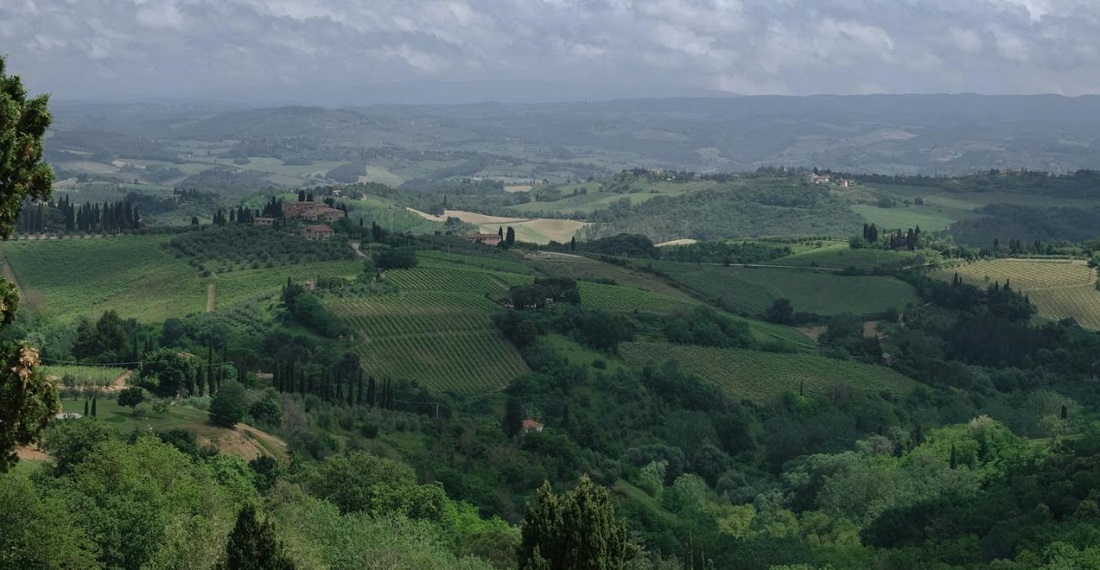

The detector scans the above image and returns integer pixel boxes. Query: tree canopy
[0,57,58,472]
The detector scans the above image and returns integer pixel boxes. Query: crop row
[43,365,128,387]
[325,292,529,394]
[578,282,694,314]
[932,259,1100,330]
[351,329,527,394]
[938,260,1095,290]
[1027,287,1100,330]
[383,264,528,294]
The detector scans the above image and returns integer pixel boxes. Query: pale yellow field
[407,208,586,244]
[932,259,1100,329]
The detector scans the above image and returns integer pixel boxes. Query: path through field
[206,283,215,312]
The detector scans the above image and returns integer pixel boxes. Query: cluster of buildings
[253,201,346,240]
[805,173,855,187]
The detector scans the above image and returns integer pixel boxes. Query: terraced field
[620,341,917,402]
[931,259,1100,329]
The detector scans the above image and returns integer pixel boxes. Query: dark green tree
[140,348,199,397]
[518,477,631,570]
[764,298,795,325]
[503,396,524,438]
[210,380,248,428]
[90,396,97,417]
[117,386,144,414]
[505,226,516,247]
[215,504,295,570]
[569,236,576,252]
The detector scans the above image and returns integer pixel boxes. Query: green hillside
[620,341,917,402]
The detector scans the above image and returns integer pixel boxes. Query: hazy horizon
[5,1,1100,106]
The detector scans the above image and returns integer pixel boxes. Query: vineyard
[620,341,917,402]
[43,365,129,388]
[325,259,534,394]
[931,259,1100,330]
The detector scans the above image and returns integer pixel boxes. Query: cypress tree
[503,396,524,438]
[215,504,295,570]
[91,397,97,418]
[950,444,958,470]
[83,399,89,417]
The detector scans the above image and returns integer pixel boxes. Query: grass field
[851,204,972,232]
[930,259,1100,330]
[1,236,204,321]
[654,262,920,317]
[0,235,363,322]
[326,258,531,394]
[620,341,917,402]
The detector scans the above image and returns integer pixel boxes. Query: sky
[3,0,1100,105]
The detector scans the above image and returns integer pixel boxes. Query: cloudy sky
[2,0,1099,104]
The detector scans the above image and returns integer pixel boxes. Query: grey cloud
[2,0,1100,104]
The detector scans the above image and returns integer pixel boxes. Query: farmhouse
[464,233,502,246]
[253,216,275,227]
[522,419,544,433]
[301,224,335,240]
[806,173,831,185]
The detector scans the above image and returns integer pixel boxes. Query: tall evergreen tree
[215,504,295,570]
[518,477,631,570]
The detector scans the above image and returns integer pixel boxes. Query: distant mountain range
[49,94,1100,175]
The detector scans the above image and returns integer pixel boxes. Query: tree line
[15,196,141,234]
